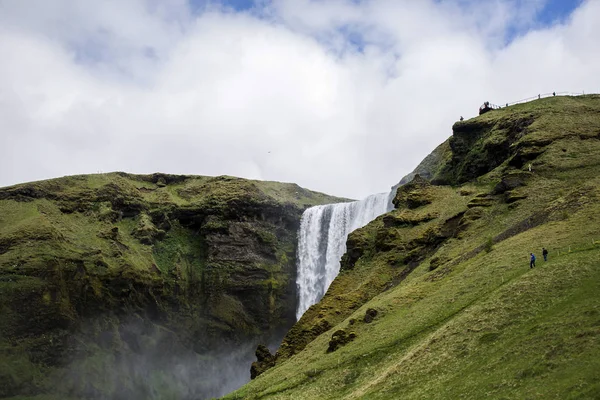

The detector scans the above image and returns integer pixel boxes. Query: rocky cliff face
[0,172,344,399]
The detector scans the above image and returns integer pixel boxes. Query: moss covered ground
[225,95,600,400]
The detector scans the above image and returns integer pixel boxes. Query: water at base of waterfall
[295,191,394,320]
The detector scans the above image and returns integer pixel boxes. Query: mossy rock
[327,329,357,353]
[467,196,495,208]
[382,210,438,228]
[393,175,433,209]
[131,213,165,244]
[462,207,485,222]
[364,308,378,323]
[439,115,535,184]
[250,344,276,379]
[429,256,450,271]
[505,191,529,204]
[493,172,530,194]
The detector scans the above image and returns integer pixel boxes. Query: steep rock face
[250,344,276,379]
[433,95,600,185]
[391,174,433,209]
[0,173,343,399]
[435,115,534,184]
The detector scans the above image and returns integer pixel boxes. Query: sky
[0,0,598,199]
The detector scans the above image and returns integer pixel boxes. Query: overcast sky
[0,0,598,199]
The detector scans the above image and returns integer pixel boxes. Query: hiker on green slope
[542,247,548,261]
[530,253,536,268]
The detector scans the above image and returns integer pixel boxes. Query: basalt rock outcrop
[250,344,276,379]
[327,329,356,353]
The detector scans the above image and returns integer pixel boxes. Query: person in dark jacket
[542,248,548,261]
[530,253,536,268]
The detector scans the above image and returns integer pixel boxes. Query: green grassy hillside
[226,95,600,399]
[0,172,345,399]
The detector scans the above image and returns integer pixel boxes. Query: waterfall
[295,191,395,319]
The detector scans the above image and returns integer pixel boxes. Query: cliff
[0,172,345,399]
[227,94,600,399]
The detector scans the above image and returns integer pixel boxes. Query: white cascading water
[295,191,395,319]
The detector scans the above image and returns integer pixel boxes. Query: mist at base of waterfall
[45,316,284,400]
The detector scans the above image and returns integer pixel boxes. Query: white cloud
[0,0,599,199]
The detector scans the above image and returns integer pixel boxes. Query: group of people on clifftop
[529,248,549,268]
[464,92,559,121]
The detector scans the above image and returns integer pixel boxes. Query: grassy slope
[225,95,600,399]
